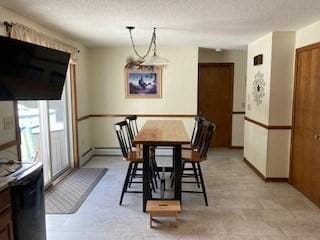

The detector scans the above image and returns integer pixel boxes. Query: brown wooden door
[198,63,234,147]
[291,45,320,207]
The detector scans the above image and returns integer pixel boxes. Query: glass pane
[48,87,70,178]
[18,101,41,163]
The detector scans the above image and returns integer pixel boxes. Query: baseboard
[265,177,288,182]
[93,147,174,156]
[80,148,95,166]
[243,157,265,180]
[230,146,244,149]
[243,157,289,182]
[94,147,121,156]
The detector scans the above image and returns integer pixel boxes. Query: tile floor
[46,149,320,240]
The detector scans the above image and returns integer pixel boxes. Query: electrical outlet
[241,102,245,108]
[3,117,14,130]
[247,103,251,111]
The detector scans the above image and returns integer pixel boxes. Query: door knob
[313,134,320,140]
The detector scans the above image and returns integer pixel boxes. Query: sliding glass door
[18,71,72,185]
[48,88,70,177]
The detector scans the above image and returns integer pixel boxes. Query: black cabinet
[0,189,14,240]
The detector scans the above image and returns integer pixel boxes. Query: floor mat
[45,168,107,214]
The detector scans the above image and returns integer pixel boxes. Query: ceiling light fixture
[126,26,169,66]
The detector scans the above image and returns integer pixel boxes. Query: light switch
[3,116,14,130]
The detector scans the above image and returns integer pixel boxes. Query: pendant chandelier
[126,26,169,66]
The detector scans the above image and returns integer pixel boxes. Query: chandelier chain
[128,27,156,59]
[152,28,157,55]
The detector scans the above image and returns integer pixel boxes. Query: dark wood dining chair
[182,116,206,150]
[126,115,160,185]
[171,116,205,188]
[181,120,216,206]
[115,120,155,205]
[125,115,139,142]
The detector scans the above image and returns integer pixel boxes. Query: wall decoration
[252,71,265,106]
[254,54,263,65]
[125,58,162,98]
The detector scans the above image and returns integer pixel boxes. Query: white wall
[198,48,247,147]
[0,6,91,159]
[296,20,320,48]
[87,46,198,148]
[244,33,272,176]
[246,33,273,125]
[244,32,295,178]
[269,32,295,126]
[240,19,320,179]
[244,121,268,175]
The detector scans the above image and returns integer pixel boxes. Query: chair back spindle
[125,115,139,141]
[196,120,216,159]
[191,116,205,147]
[114,121,134,159]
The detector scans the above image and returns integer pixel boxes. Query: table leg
[143,144,151,212]
[174,145,182,201]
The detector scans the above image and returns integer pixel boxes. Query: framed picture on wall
[125,63,162,98]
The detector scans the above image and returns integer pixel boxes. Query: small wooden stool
[146,200,181,228]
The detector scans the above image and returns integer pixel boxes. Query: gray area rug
[45,168,107,214]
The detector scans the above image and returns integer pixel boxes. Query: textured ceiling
[1,0,320,49]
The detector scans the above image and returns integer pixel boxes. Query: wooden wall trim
[0,140,17,151]
[78,112,245,122]
[81,148,94,157]
[264,177,289,182]
[77,112,244,122]
[77,115,91,122]
[232,111,245,114]
[244,116,292,130]
[243,157,288,182]
[243,157,265,180]
[230,146,244,149]
[199,62,235,67]
[77,114,197,122]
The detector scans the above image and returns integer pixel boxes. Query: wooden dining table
[133,120,190,212]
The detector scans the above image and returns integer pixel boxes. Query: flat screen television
[0,35,71,100]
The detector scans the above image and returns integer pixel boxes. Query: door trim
[290,41,320,184]
[197,63,234,147]
[70,64,80,168]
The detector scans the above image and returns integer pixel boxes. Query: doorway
[291,43,320,207]
[18,69,72,185]
[198,63,234,147]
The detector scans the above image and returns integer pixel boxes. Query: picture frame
[125,65,162,98]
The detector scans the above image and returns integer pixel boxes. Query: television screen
[0,36,71,100]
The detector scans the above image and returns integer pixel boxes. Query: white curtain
[10,23,78,61]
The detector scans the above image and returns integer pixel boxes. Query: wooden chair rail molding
[0,140,17,151]
[244,116,292,130]
[77,114,197,122]
[77,112,246,122]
